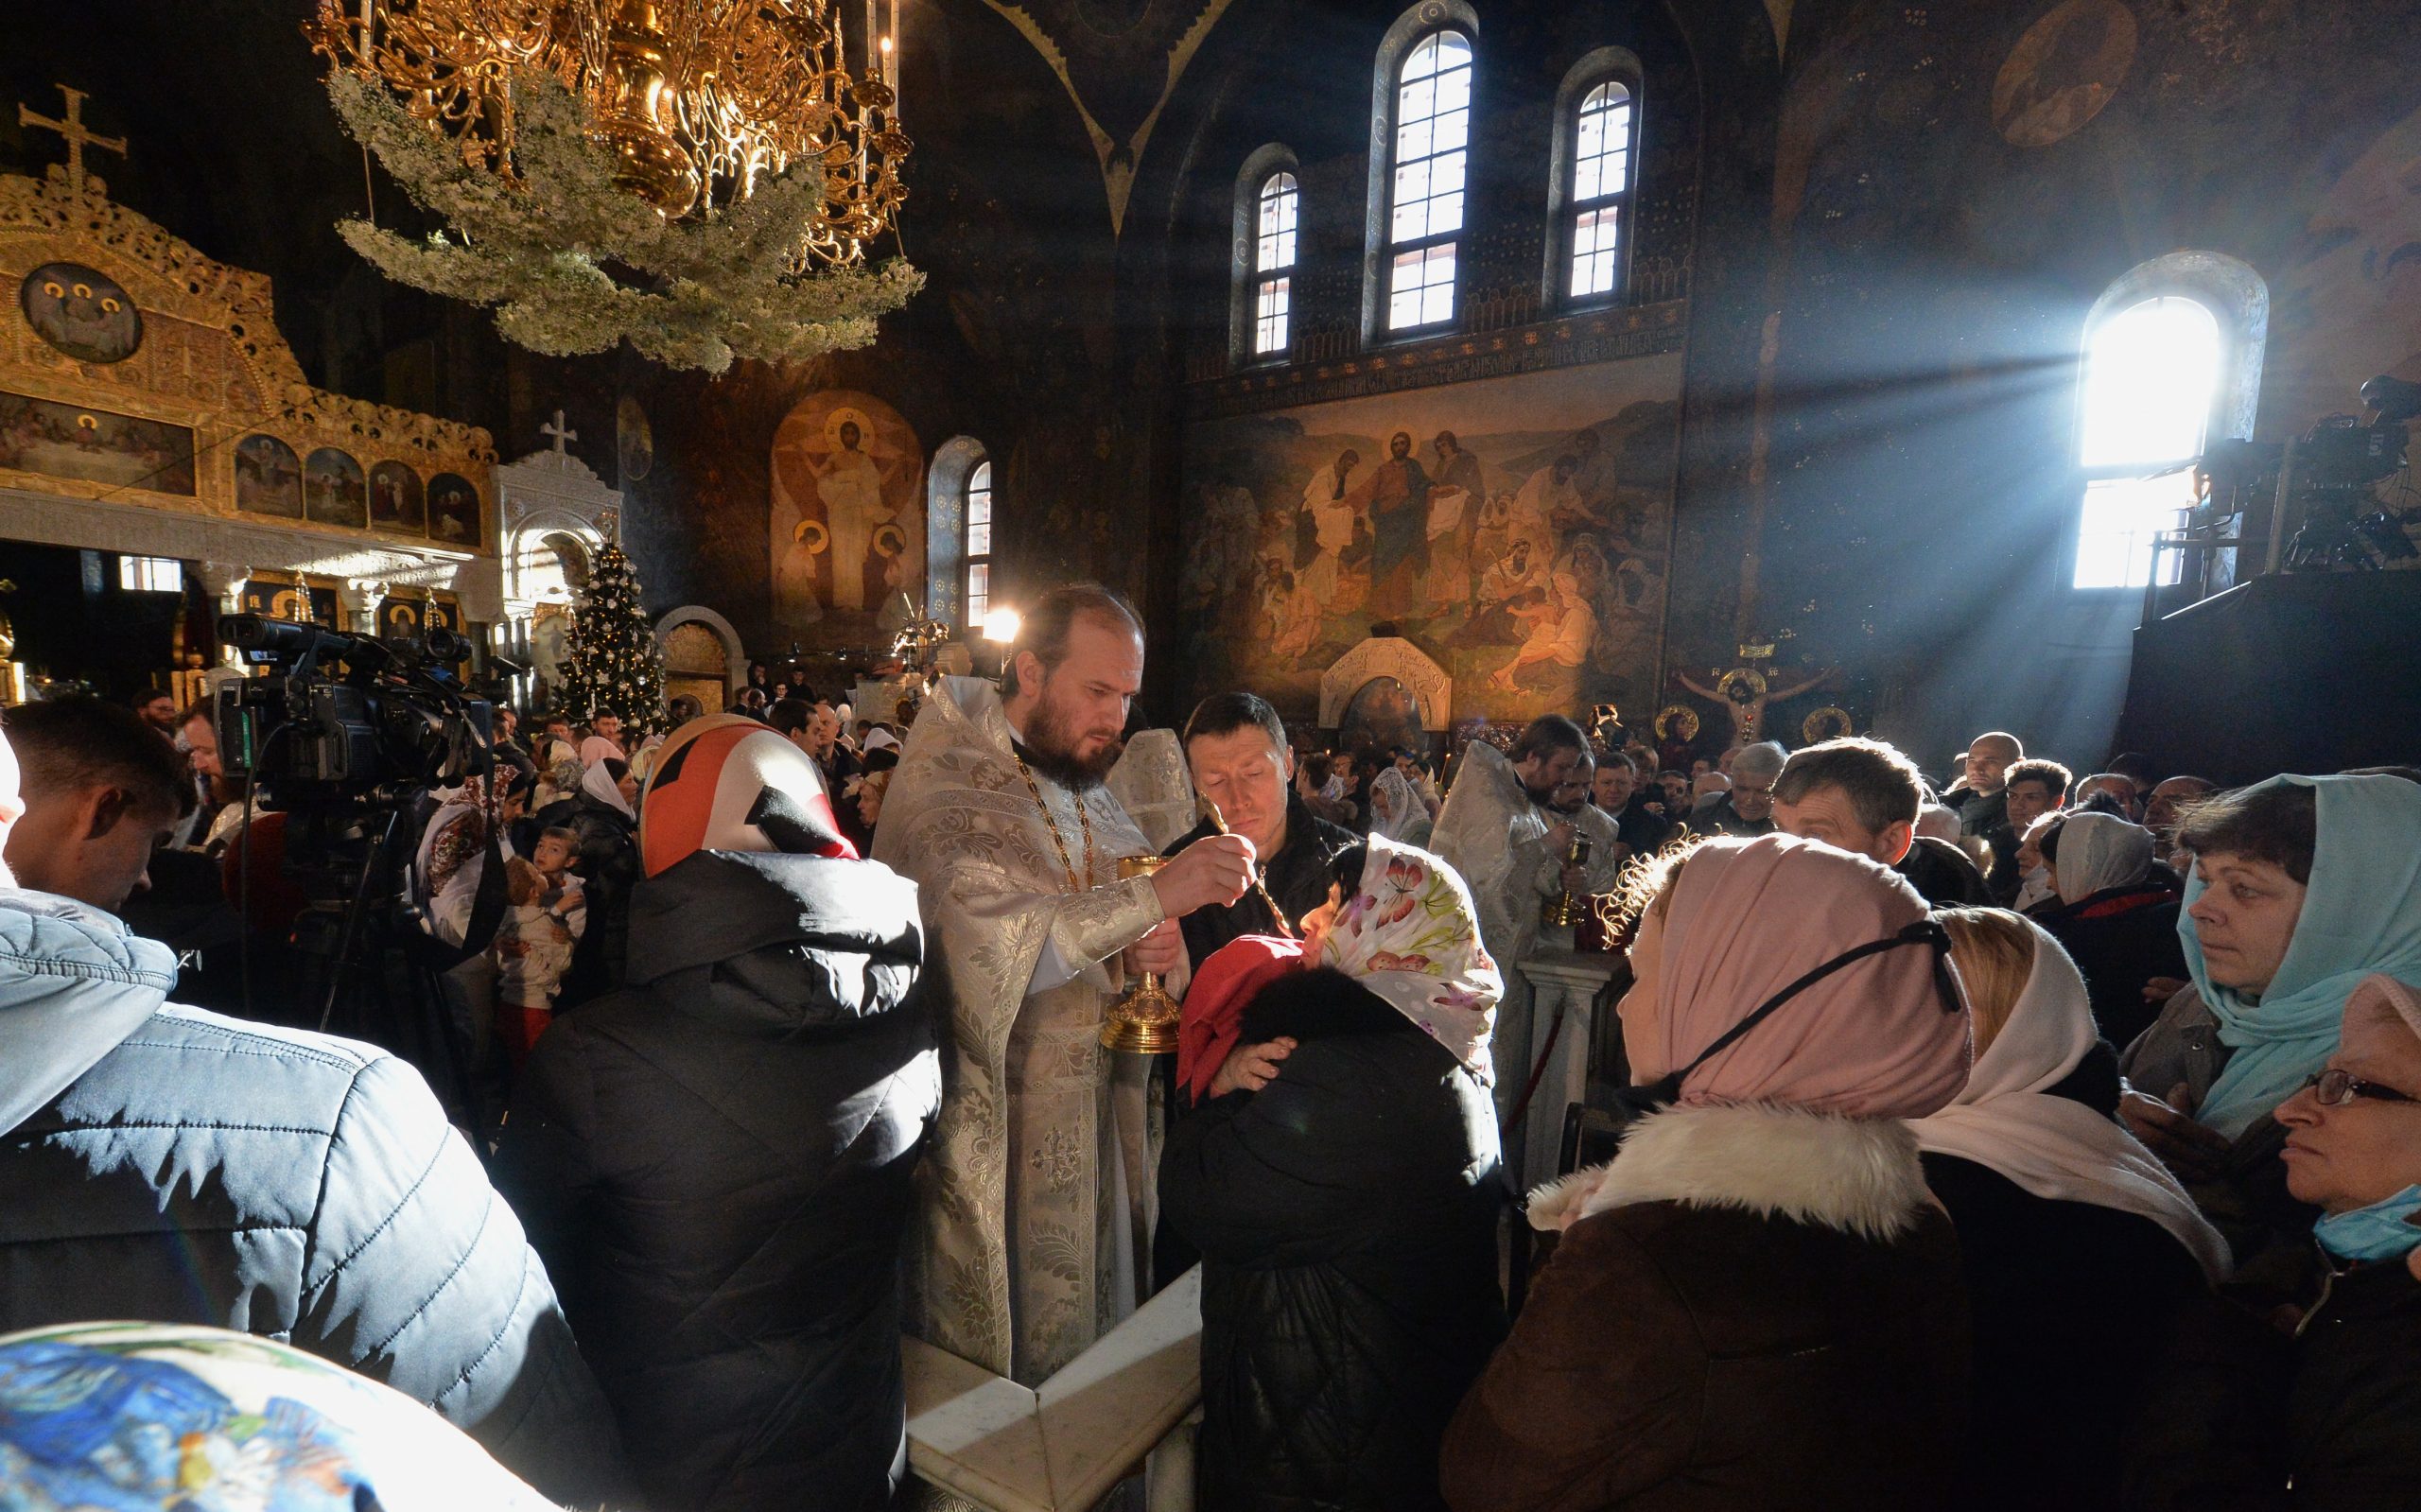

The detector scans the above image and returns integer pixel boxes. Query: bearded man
[1431,717,1622,1149]
[875,583,1253,1389]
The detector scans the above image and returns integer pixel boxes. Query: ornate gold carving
[0,131,495,552]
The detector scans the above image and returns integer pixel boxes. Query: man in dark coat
[496,714,940,1512]
[1771,736,1994,907]
[0,709,628,1508]
[1158,691,1360,972]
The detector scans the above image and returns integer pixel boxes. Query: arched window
[1566,80,1635,299]
[2074,297,2220,589]
[2071,253,2265,592]
[1382,28,1473,333]
[1545,51,1643,308]
[1250,171,1299,357]
[964,460,995,626]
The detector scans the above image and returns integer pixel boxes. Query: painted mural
[1179,355,1683,723]
[768,389,926,636]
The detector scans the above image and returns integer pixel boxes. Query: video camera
[214,615,492,808]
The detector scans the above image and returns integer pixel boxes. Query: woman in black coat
[546,756,639,1007]
[2035,812,2186,1047]
[1160,837,1507,1512]
[496,717,940,1512]
[1911,910,2229,1511]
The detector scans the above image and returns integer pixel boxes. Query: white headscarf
[1910,922,2232,1281]
[581,756,636,819]
[1367,766,1423,843]
[2055,811,2156,905]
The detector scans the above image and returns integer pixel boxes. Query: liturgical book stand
[903,1265,1204,1512]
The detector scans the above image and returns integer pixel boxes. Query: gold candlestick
[1542,826,1595,929]
[1102,854,1182,1054]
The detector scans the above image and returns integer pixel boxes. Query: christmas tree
[560,528,665,731]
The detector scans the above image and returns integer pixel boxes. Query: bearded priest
[876,582,1255,1390]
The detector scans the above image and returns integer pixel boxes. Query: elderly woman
[1913,908,2227,1510]
[2119,773,2421,1289]
[1158,835,1507,1512]
[1442,835,1973,1512]
[2128,973,2421,1508]
[2035,812,2188,1046]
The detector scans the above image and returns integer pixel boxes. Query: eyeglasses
[2306,1069,2419,1107]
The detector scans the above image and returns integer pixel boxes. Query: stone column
[1512,947,1617,1192]
[192,562,249,667]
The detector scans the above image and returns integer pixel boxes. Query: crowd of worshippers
[0,582,2417,1511]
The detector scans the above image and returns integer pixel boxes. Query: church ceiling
[975,0,1239,234]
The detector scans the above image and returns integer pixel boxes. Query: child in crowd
[494,826,586,1069]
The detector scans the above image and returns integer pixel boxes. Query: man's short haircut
[2005,757,2073,799]
[1973,731,2024,759]
[130,686,174,708]
[1773,738,1924,833]
[2178,781,2319,884]
[1730,741,1789,786]
[1183,691,1289,756]
[1005,582,1143,699]
[177,700,215,732]
[767,697,815,738]
[3,697,194,818]
[1511,715,1589,763]
[1596,748,1637,774]
[1300,752,1334,788]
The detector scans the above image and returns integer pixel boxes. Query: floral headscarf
[1323,833,1503,1084]
[1175,834,1502,1100]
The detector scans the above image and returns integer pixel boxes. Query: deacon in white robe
[1431,723,1622,1129]
[875,588,1253,1394]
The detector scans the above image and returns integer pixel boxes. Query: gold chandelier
[307,0,909,264]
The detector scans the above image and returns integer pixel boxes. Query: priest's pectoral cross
[18,85,127,197]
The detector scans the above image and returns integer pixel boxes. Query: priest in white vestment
[875,584,1254,1392]
[1430,719,1623,1129]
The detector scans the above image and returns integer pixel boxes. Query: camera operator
[0,716,632,1505]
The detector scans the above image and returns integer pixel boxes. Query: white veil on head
[2054,811,2156,904]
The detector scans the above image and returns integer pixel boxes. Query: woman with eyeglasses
[2127,973,2421,1509]
[1441,835,1972,1512]
[2116,773,2421,1293]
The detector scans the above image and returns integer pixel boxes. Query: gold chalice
[1102,854,1182,1054]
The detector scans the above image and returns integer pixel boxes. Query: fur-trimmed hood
[1527,1103,1935,1243]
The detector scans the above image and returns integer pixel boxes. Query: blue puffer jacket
[0,887,631,1506]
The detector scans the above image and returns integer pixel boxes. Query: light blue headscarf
[2186,773,2421,1139]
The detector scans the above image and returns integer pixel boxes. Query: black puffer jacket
[495,848,942,1512]
[1158,966,1507,1512]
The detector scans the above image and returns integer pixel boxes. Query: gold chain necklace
[1011,747,1095,895]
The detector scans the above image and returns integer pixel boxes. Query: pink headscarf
[1643,835,1970,1119]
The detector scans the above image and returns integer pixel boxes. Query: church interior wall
[7,0,2415,758]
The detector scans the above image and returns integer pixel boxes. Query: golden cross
[18,85,126,197]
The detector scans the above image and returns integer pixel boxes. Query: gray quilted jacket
[0,886,631,1505]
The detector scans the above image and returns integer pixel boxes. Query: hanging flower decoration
[322,70,921,374]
